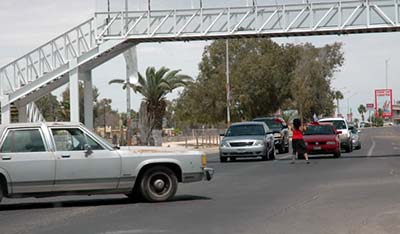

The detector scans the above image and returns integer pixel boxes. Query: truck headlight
[253,140,264,146]
[201,154,207,167]
[327,141,336,145]
[220,141,229,148]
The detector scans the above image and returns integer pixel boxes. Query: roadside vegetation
[174,38,344,128]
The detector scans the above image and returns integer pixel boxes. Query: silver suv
[318,117,353,152]
[219,122,275,162]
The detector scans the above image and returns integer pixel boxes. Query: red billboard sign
[374,89,392,117]
[366,103,374,109]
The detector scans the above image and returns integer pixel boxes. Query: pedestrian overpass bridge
[0,0,399,127]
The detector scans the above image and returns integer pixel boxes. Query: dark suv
[253,117,289,154]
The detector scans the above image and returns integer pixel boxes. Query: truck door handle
[61,154,70,158]
[2,155,11,160]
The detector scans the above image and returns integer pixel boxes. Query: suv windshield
[304,125,335,135]
[320,120,346,130]
[255,119,282,130]
[226,125,265,136]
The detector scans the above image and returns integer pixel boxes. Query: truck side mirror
[84,144,93,157]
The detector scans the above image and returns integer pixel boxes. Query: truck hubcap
[154,179,165,190]
[148,172,171,196]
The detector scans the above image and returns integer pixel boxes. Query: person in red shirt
[291,118,309,164]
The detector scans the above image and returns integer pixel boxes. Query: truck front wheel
[0,184,3,203]
[139,166,178,202]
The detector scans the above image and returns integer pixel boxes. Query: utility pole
[226,40,231,127]
[103,101,107,137]
[385,59,389,90]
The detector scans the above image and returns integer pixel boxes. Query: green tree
[289,43,344,122]
[131,67,191,144]
[175,39,344,126]
[334,90,344,116]
[35,93,63,121]
[176,38,296,126]
[357,104,367,121]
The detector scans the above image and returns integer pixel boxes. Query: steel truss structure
[95,0,400,41]
[0,0,399,124]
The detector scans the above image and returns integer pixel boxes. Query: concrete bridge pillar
[69,66,80,123]
[82,71,93,130]
[1,96,10,124]
[18,105,27,122]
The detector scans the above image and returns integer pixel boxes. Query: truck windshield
[226,125,265,136]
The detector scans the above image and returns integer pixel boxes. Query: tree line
[174,38,344,127]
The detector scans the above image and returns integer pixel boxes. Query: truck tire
[139,166,178,202]
[0,184,3,203]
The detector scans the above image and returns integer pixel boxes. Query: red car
[303,123,341,158]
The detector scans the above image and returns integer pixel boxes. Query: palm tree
[130,67,191,145]
[334,90,344,117]
[357,104,367,121]
[109,78,134,145]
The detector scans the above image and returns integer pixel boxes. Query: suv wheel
[278,144,285,154]
[268,147,276,160]
[220,156,227,163]
[139,166,178,202]
[262,150,269,161]
[345,142,352,153]
[284,145,289,153]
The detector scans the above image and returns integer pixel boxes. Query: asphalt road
[2,127,400,234]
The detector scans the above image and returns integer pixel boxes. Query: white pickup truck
[0,122,213,203]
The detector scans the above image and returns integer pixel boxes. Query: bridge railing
[0,18,97,96]
[94,0,400,41]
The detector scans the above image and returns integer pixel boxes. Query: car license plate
[313,146,321,150]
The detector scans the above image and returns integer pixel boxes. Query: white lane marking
[367,137,375,157]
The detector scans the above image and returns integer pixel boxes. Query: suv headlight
[253,140,264,146]
[274,133,282,138]
[220,141,229,148]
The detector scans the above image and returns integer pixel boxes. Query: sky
[1,0,399,120]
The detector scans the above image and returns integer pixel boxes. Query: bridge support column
[123,46,138,145]
[1,96,10,124]
[18,105,27,122]
[82,71,93,129]
[69,66,80,123]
